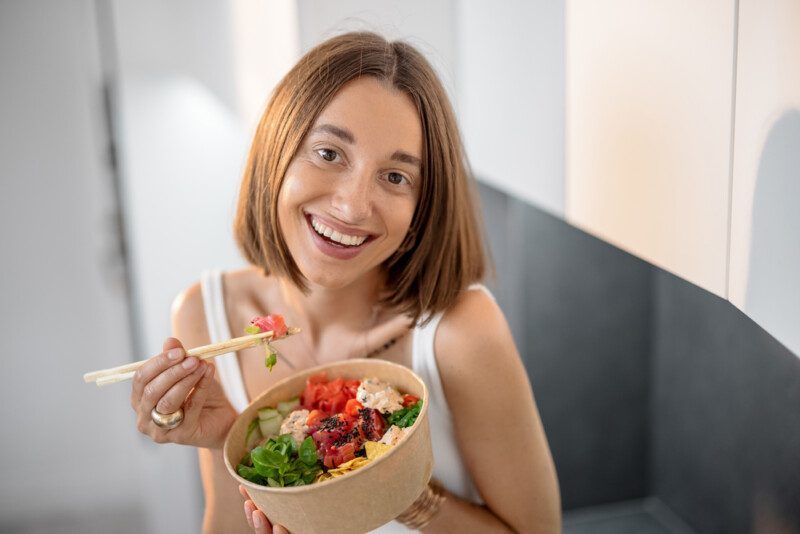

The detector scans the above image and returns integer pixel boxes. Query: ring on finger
[150,407,184,429]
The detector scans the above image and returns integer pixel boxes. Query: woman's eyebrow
[311,123,420,167]
[391,150,421,168]
[310,123,355,144]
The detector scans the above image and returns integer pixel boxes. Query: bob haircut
[234,31,487,324]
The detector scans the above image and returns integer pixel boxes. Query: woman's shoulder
[170,266,267,344]
[433,285,523,392]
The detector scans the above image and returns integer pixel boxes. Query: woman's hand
[131,337,237,449]
[239,485,290,533]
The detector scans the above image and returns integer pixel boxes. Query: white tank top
[199,269,487,532]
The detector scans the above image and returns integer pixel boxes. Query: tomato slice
[250,314,288,337]
[345,399,364,418]
[306,409,326,432]
[300,374,360,414]
[402,394,419,408]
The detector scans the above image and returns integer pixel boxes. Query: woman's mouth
[304,214,374,259]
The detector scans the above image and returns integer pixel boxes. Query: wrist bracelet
[396,479,446,530]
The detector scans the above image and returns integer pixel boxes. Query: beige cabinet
[565,0,736,298]
[566,0,800,355]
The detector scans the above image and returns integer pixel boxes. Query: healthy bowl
[223,358,432,534]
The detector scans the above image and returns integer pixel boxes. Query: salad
[236,372,423,487]
[245,315,289,371]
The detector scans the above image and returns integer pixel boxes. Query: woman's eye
[317,148,338,162]
[386,172,408,185]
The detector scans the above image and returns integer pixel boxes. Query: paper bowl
[223,359,432,534]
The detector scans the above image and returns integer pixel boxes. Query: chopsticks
[83,327,300,387]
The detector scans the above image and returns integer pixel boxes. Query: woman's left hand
[238,485,290,534]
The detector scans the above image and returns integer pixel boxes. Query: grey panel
[478,182,654,509]
[651,270,800,534]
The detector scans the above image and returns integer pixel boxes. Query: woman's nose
[330,170,374,223]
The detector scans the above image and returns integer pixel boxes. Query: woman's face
[277,76,423,290]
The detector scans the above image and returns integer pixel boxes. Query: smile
[308,215,370,247]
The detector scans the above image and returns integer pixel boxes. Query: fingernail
[167,348,183,360]
[253,513,262,528]
[182,357,197,370]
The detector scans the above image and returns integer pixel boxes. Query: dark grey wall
[478,183,654,510]
[651,270,800,534]
[477,182,800,532]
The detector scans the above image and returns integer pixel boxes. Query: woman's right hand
[131,337,237,449]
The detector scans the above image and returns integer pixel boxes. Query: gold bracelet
[396,479,446,530]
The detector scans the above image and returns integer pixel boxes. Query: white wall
[109,1,299,532]
[0,1,144,530]
[457,0,565,217]
[728,0,800,355]
[296,0,458,103]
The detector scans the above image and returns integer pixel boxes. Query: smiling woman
[129,31,560,534]
[276,77,422,285]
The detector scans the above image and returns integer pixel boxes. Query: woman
[131,32,560,533]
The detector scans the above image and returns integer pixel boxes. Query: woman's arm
[172,283,252,533]
[425,289,561,533]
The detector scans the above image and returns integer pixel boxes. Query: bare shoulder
[434,287,524,387]
[434,287,562,531]
[170,281,210,348]
[170,267,266,349]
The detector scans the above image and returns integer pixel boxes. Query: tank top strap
[199,269,249,413]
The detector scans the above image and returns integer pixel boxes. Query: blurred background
[1,1,798,533]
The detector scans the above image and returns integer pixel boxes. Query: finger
[252,509,274,534]
[182,364,215,429]
[239,484,249,500]
[244,500,255,529]
[130,339,186,406]
[137,356,201,415]
[273,524,289,534]
[155,362,207,414]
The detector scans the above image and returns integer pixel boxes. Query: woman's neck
[277,270,386,346]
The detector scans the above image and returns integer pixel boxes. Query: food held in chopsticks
[236,371,422,487]
[245,315,289,371]
[83,313,296,386]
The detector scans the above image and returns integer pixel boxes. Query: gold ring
[150,407,184,430]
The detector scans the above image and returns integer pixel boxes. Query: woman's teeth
[311,217,368,247]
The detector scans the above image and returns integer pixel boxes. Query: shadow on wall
[746,109,800,355]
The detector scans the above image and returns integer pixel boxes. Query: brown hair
[234,31,487,324]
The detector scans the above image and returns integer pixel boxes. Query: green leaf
[299,436,319,467]
[391,400,422,428]
[267,478,282,488]
[252,447,284,468]
[277,434,298,455]
[265,351,277,371]
[237,465,264,484]
[245,324,261,335]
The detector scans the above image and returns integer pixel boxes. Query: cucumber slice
[259,416,282,438]
[277,397,300,417]
[258,407,280,421]
[245,418,263,449]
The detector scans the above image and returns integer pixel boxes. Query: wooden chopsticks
[83,327,300,387]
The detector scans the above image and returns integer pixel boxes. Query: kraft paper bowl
[223,358,432,534]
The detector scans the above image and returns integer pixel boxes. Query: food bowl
[223,358,432,534]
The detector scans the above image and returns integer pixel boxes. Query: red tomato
[300,374,359,414]
[306,409,326,432]
[402,394,419,408]
[345,399,364,418]
[250,314,288,337]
